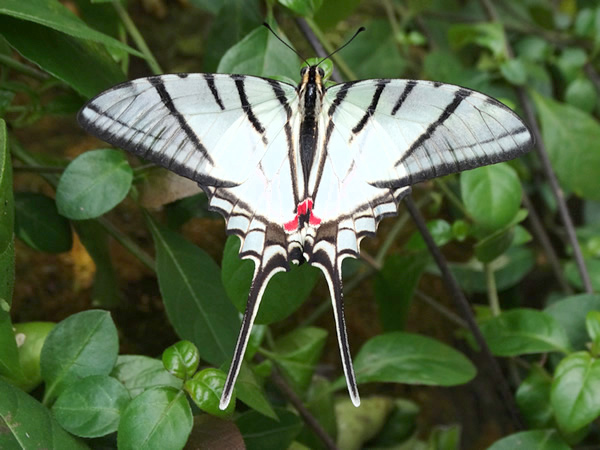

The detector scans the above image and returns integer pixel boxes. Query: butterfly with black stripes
[77,27,533,410]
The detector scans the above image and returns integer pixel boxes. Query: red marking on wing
[284,199,321,231]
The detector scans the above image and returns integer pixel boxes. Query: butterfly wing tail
[219,262,284,410]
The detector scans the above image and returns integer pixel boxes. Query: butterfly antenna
[317,27,366,67]
[263,22,309,66]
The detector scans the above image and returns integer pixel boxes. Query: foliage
[1,0,600,448]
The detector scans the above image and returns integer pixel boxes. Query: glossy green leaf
[551,351,600,433]
[0,378,89,450]
[338,20,406,79]
[40,310,119,403]
[185,368,234,417]
[217,25,300,80]
[461,163,522,231]
[405,220,452,251]
[222,236,319,324]
[278,0,322,17]
[0,16,126,99]
[449,246,535,293]
[487,430,570,450]
[270,327,327,393]
[565,77,597,113]
[545,294,600,350]
[117,386,193,450]
[448,22,506,58]
[235,408,303,450]
[532,91,600,200]
[14,193,72,253]
[147,218,239,366]
[56,149,133,220]
[336,396,395,449]
[375,252,429,331]
[339,332,476,388]
[234,363,277,419]
[0,119,20,382]
[52,375,130,438]
[480,309,571,356]
[0,0,141,56]
[12,322,55,392]
[500,58,527,85]
[474,226,515,263]
[515,365,553,428]
[162,340,200,380]
[111,355,183,398]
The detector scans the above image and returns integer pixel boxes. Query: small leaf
[235,408,303,450]
[551,351,600,433]
[500,59,528,85]
[234,363,277,419]
[162,340,200,380]
[40,310,119,403]
[474,226,515,263]
[52,374,130,438]
[461,163,522,231]
[0,378,88,449]
[278,0,322,17]
[12,322,55,392]
[117,386,193,450]
[185,368,234,417]
[565,77,597,113]
[111,355,183,398]
[545,294,600,350]
[147,217,239,366]
[56,149,133,220]
[222,236,319,324]
[270,327,328,393]
[14,192,72,253]
[515,365,553,428]
[340,332,476,388]
[487,430,570,450]
[532,91,600,201]
[335,396,395,449]
[448,22,506,58]
[480,309,571,356]
[585,311,600,343]
[367,398,420,446]
[405,219,452,251]
[217,24,300,80]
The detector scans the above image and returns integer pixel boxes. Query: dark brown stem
[404,197,524,431]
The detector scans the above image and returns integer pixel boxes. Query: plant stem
[415,289,468,328]
[112,0,163,75]
[434,178,471,219]
[0,54,50,80]
[485,263,500,316]
[12,165,64,173]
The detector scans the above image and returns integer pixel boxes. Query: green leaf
[111,355,183,398]
[185,368,234,417]
[338,20,406,79]
[487,430,570,450]
[40,310,119,403]
[375,252,429,331]
[52,374,130,438]
[545,294,600,350]
[222,236,319,324]
[367,398,420,446]
[234,363,277,419]
[500,58,528,85]
[217,25,300,80]
[405,219,452,251]
[11,322,55,392]
[117,386,193,450]
[564,258,600,291]
[480,309,571,356]
[0,119,20,382]
[162,340,200,380]
[0,0,142,56]
[147,218,239,366]
[532,90,600,201]
[296,376,337,449]
[0,378,89,450]
[474,226,515,263]
[515,365,553,428]
[0,16,126,99]
[235,408,303,450]
[551,351,600,433]
[313,0,361,29]
[278,0,322,17]
[565,77,597,113]
[56,149,133,220]
[461,163,522,231]
[335,396,395,449]
[448,22,506,59]
[270,327,327,393]
[338,332,476,388]
[14,192,72,253]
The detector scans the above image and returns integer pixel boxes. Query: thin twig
[485,263,501,316]
[270,368,339,450]
[584,63,600,94]
[478,0,593,293]
[404,196,524,430]
[414,290,468,328]
[12,165,64,173]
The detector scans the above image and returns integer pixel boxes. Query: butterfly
[77,29,533,410]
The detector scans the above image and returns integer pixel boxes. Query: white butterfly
[78,45,532,409]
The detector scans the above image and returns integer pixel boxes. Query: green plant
[1,0,600,448]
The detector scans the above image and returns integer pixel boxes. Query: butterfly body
[78,63,533,409]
